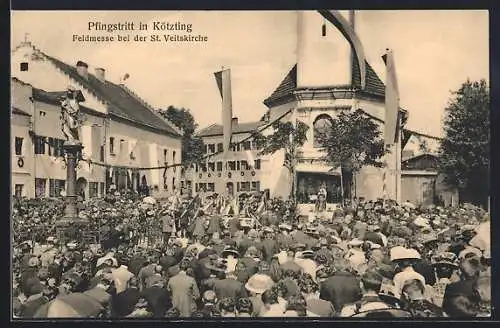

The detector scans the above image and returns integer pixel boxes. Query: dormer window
[20,62,28,71]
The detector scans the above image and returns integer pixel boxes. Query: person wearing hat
[319,258,362,316]
[20,256,41,296]
[161,208,176,245]
[110,277,141,317]
[401,278,447,317]
[441,246,484,318]
[19,277,48,318]
[340,269,391,317]
[391,248,426,300]
[167,259,200,317]
[345,238,367,273]
[40,237,58,268]
[207,269,248,301]
[260,227,279,262]
[141,274,171,318]
[245,273,275,316]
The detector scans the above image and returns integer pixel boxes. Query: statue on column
[60,86,85,142]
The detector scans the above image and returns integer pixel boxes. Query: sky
[11,10,489,137]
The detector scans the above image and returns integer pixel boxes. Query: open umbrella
[34,293,104,318]
[143,196,157,205]
[469,221,490,251]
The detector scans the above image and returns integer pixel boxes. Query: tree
[316,109,387,202]
[438,79,489,207]
[158,105,205,168]
[252,120,309,200]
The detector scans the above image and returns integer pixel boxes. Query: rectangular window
[49,179,66,197]
[119,139,125,154]
[217,143,223,152]
[47,137,53,156]
[236,161,241,171]
[109,137,115,154]
[208,162,215,172]
[236,182,240,192]
[207,183,215,192]
[20,62,28,71]
[35,178,46,198]
[241,160,248,170]
[216,162,223,172]
[14,184,23,198]
[243,141,251,151]
[201,163,207,172]
[251,181,260,192]
[195,183,199,192]
[228,161,236,171]
[254,159,261,170]
[204,144,208,154]
[173,151,176,164]
[99,182,105,196]
[15,137,23,156]
[208,144,216,154]
[164,149,168,163]
[199,183,206,192]
[34,135,46,155]
[100,146,105,162]
[240,182,250,192]
[89,182,99,198]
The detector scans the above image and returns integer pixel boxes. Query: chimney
[231,117,238,129]
[76,61,89,79]
[95,68,105,82]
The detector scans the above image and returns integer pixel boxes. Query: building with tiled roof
[11,41,183,199]
[197,120,264,137]
[183,118,267,197]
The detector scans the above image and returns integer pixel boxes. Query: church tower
[297,10,354,89]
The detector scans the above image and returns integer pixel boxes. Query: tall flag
[317,10,366,89]
[214,68,233,159]
[245,150,255,169]
[382,49,400,145]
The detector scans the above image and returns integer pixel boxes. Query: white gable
[11,43,108,113]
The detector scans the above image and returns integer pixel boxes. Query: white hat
[399,270,426,287]
[390,247,420,261]
[458,246,482,260]
[245,274,274,294]
[348,238,364,247]
[413,216,429,227]
[66,241,78,249]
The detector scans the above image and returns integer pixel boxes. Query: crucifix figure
[60,86,85,142]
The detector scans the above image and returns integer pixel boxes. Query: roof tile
[197,121,264,137]
[264,58,386,107]
[44,55,182,137]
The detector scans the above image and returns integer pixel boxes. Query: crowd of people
[12,189,491,319]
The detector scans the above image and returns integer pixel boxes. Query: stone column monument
[55,86,88,240]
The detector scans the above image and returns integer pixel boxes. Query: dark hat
[431,252,458,268]
[221,247,239,258]
[361,269,384,287]
[291,243,306,251]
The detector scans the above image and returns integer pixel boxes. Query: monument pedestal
[55,141,88,242]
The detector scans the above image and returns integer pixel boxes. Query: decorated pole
[55,86,88,241]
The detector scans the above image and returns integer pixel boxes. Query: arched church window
[313,114,333,148]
